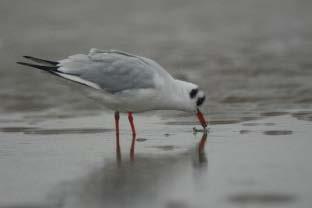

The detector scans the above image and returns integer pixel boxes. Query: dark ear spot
[196,96,205,106]
[189,88,198,99]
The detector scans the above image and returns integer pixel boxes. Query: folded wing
[18,49,158,94]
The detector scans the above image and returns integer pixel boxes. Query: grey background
[1,0,311,119]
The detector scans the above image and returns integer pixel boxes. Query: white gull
[17,48,208,137]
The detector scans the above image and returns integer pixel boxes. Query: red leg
[128,112,136,136]
[114,111,121,159]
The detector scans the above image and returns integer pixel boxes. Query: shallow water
[0,0,312,207]
[0,113,312,208]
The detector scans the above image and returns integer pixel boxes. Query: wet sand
[0,112,311,208]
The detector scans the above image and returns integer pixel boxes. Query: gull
[17,48,208,138]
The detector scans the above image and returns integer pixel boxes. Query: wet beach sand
[0,111,312,208]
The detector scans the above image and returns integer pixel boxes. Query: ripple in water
[263,130,293,136]
[292,111,312,122]
[228,193,297,205]
[0,127,112,135]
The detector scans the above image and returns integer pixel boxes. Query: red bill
[196,109,208,128]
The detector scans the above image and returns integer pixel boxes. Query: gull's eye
[196,96,205,106]
[189,88,198,99]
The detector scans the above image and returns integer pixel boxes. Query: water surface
[0,114,311,207]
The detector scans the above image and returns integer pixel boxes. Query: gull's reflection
[116,130,208,165]
[196,129,208,165]
[50,131,208,208]
[130,134,136,161]
[115,133,136,163]
[192,130,208,189]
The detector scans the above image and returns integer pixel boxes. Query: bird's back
[57,49,170,94]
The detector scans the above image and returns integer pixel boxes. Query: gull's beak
[196,108,208,128]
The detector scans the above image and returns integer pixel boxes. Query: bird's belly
[85,88,160,112]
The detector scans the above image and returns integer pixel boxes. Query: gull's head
[173,80,207,128]
[175,80,206,111]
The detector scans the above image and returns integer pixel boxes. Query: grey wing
[57,50,156,93]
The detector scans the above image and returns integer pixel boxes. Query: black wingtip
[16,61,58,72]
[16,61,38,68]
[22,55,59,66]
[16,61,28,66]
